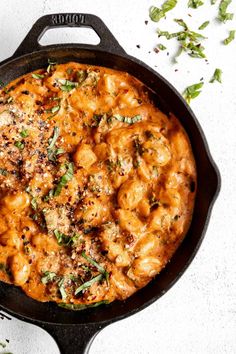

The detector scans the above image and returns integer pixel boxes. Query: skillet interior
[0,46,220,325]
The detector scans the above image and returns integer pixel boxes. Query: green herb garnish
[210,68,222,83]
[47,59,57,73]
[113,114,142,124]
[41,271,57,284]
[157,19,207,59]
[32,73,45,79]
[223,30,235,44]
[198,21,210,30]
[58,278,67,300]
[58,79,79,92]
[218,0,233,22]
[75,274,104,295]
[0,168,8,176]
[20,129,29,138]
[81,251,109,280]
[183,82,204,104]
[211,0,217,4]
[76,70,88,84]
[53,162,74,196]
[157,44,167,50]
[188,0,204,8]
[14,141,24,150]
[58,300,109,311]
[149,0,177,22]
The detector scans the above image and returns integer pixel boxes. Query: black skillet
[0,13,220,354]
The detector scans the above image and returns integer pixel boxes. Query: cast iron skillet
[0,13,220,354]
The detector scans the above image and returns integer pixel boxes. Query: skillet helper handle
[13,13,126,57]
[40,323,104,354]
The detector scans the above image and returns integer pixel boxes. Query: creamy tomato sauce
[0,62,196,310]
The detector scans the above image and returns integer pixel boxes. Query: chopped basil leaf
[48,126,60,150]
[58,300,109,311]
[113,114,142,124]
[223,30,235,44]
[198,21,210,30]
[149,0,177,22]
[14,141,24,150]
[218,0,233,22]
[81,251,109,280]
[157,19,207,59]
[41,271,57,284]
[75,274,103,295]
[31,197,37,210]
[32,73,44,79]
[0,168,8,176]
[47,105,60,114]
[210,68,223,83]
[157,43,167,50]
[58,79,79,92]
[20,129,29,138]
[53,162,74,196]
[76,70,88,84]
[47,58,57,73]
[188,0,204,8]
[183,82,204,104]
[211,0,217,4]
[58,278,67,300]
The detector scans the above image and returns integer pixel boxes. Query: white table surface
[0,1,236,353]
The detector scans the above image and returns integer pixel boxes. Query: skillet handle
[40,323,105,354]
[13,13,126,57]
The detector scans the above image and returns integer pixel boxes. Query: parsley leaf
[218,0,234,22]
[210,68,223,83]
[149,0,177,22]
[223,30,235,44]
[183,82,204,104]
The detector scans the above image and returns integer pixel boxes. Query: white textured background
[0,1,236,353]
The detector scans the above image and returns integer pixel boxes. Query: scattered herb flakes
[20,129,29,138]
[183,82,204,104]
[157,19,207,59]
[53,162,74,196]
[47,58,57,73]
[81,251,109,280]
[58,278,67,300]
[150,0,177,22]
[54,230,75,246]
[41,271,57,284]
[58,300,109,311]
[0,168,8,176]
[113,114,142,124]
[210,68,223,83]
[14,141,24,150]
[218,0,234,22]
[157,43,167,50]
[188,0,204,8]
[32,73,44,79]
[223,30,235,44]
[58,79,79,92]
[75,274,103,295]
[198,21,210,30]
